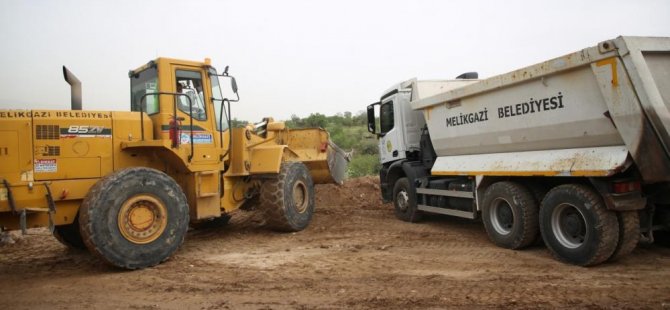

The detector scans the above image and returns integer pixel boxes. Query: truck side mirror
[367,102,380,135]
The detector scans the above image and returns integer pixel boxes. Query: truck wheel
[261,161,315,232]
[481,182,538,249]
[608,211,640,261]
[53,218,86,250]
[522,181,548,246]
[79,167,190,269]
[539,184,619,266]
[393,177,423,222]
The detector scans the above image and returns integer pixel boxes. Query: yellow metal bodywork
[0,57,344,231]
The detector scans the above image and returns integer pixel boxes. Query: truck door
[171,67,220,166]
[378,96,406,164]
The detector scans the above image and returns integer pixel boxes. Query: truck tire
[393,177,423,222]
[79,167,190,269]
[522,181,548,246]
[261,161,315,232]
[608,211,640,261]
[53,218,86,250]
[481,182,538,249]
[539,184,619,266]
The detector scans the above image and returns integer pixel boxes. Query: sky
[1,0,669,122]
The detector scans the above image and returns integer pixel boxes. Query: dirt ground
[1,176,669,309]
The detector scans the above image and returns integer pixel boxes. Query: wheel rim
[551,203,588,249]
[292,180,309,214]
[118,194,168,244]
[396,189,409,212]
[490,198,514,235]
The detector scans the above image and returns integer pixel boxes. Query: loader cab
[128,58,236,168]
[367,82,424,165]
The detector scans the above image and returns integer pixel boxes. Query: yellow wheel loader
[0,57,348,269]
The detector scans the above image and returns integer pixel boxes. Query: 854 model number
[60,125,112,138]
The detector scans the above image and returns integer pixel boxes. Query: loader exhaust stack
[63,66,82,110]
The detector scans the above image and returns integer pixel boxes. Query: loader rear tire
[540,184,619,266]
[261,162,315,232]
[482,182,538,250]
[53,218,86,250]
[608,211,640,262]
[79,167,189,269]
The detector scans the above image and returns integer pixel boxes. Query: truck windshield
[130,67,159,114]
[380,101,394,134]
[209,68,230,132]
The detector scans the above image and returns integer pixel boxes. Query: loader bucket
[286,128,350,185]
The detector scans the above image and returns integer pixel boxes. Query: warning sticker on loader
[180,133,213,144]
[34,159,57,173]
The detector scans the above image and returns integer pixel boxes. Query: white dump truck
[367,36,670,266]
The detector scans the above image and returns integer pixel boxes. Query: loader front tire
[261,162,315,232]
[79,167,189,269]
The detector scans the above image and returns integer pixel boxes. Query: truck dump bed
[410,36,670,183]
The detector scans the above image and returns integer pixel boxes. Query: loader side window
[380,101,394,134]
[130,67,159,115]
[175,70,207,121]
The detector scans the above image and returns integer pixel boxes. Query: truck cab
[367,77,479,201]
[368,79,424,165]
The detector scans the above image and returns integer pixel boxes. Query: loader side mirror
[230,76,238,94]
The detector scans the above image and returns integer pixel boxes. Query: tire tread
[540,184,618,266]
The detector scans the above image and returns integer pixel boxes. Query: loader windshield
[130,67,159,114]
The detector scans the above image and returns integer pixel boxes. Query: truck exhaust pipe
[62,66,82,110]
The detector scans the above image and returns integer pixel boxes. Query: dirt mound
[316,175,386,210]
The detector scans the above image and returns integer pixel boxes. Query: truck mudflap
[431,146,631,177]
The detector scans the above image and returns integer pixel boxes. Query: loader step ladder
[2,180,57,234]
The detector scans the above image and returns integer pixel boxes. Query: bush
[347,154,381,178]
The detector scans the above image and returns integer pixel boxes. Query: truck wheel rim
[292,180,309,214]
[118,194,168,244]
[396,190,409,212]
[551,203,587,249]
[490,198,514,235]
